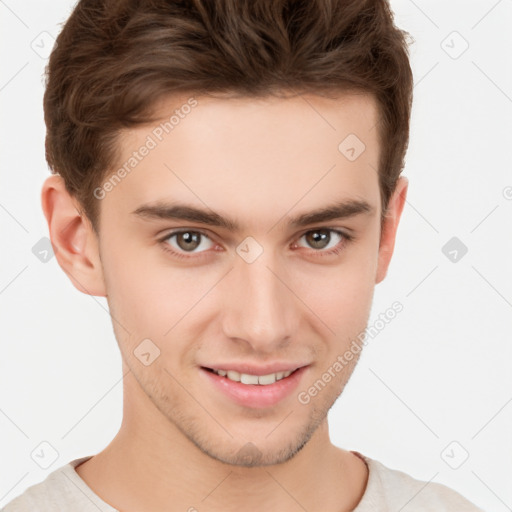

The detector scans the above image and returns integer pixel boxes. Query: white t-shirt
[1,451,484,511]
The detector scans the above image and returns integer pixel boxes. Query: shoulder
[1,456,116,512]
[352,451,485,512]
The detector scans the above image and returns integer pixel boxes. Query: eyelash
[158,228,354,261]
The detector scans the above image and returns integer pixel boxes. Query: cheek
[292,245,377,333]
[99,233,173,331]
[101,237,217,341]
[297,273,374,339]
[102,257,202,373]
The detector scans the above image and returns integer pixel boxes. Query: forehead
[103,92,381,227]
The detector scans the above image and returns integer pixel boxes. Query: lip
[200,365,309,409]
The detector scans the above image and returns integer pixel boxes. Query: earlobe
[375,176,408,284]
[41,175,107,297]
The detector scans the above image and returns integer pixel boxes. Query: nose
[220,246,298,353]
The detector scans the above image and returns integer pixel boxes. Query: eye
[159,227,353,261]
[294,228,352,256]
[160,229,215,257]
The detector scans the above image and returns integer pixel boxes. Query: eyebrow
[131,198,375,232]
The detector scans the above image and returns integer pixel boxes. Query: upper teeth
[213,369,295,385]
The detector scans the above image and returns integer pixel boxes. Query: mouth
[201,366,300,385]
[199,365,309,409]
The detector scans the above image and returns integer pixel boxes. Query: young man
[3,0,483,511]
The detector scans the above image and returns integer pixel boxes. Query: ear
[375,176,408,284]
[41,175,107,297]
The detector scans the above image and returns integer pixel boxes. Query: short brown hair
[44,0,413,232]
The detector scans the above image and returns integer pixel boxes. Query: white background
[1,1,511,510]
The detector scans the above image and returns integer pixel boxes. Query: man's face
[95,92,386,466]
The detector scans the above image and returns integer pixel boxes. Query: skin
[41,91,408,512]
